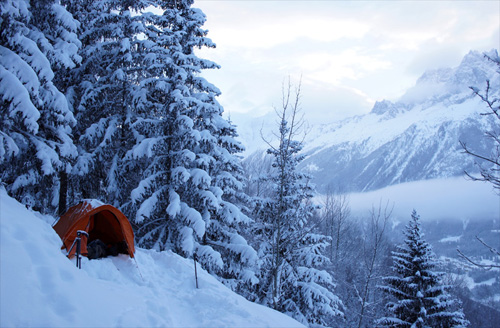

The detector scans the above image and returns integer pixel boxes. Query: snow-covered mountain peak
[417,67,454,85]
[415,50,497,87]
[371,99,398,116]
[453,49,499,86]
[301,49,499,193]
[398,49,498,106]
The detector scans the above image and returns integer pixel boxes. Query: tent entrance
[87,210,129,259]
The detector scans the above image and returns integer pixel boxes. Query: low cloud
[348,177,500,222]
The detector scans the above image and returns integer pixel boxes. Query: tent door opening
[86,210,129,259]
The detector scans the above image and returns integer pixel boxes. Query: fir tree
[377,210,469,328]
[204,117,259,291]
[253,80,343,327]
[0,0,80,212]
[63,0,147,206]
[127,0,257,288]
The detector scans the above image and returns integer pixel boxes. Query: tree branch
[457,235,500,270]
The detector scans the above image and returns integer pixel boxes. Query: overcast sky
[194,0,499,129]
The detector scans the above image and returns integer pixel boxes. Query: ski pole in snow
[68,230,89,269]
[193,253,199,289]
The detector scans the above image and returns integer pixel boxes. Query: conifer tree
[377,210,469,328]
[0,0,80,212]
[204,117,259,291]
[127,0,257,287]
[253,80,343,327]
[63,0,147,205]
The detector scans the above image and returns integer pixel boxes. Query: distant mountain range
[299,50,499,193]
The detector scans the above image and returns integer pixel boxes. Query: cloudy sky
[194,0,499,131]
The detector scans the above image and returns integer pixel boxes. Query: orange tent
[54,200,135,258]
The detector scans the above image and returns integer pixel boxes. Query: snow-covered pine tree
[127,0,257,288]
[63,0,147,206]
[203,117,259,292]
[0,0,80,212]
[377,210,469,328]
[253,80,343,327]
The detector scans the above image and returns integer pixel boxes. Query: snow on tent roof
[53,200,135,258]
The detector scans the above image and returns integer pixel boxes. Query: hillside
[0,188,303,328]
[300,50,499,193]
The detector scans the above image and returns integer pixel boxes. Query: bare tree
[322,189,351,262]
[458,52,500,270]
[460,53,500,193]
[356,201,392,328]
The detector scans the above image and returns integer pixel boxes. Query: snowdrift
[0,188,303,328]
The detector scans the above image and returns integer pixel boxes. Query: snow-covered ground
[0,188,303,328]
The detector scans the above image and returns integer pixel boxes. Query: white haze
[346,177,500,222]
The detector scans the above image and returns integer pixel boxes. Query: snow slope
[0,188,303,328]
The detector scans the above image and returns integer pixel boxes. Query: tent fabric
[54,200,135,258]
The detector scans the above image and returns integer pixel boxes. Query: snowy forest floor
[0,188,303,328]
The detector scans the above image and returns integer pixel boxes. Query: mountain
[300,50,499,193]
[0,188,304,328]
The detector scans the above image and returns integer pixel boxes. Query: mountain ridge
[300,49,499,193]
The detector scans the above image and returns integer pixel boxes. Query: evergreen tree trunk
[58,171,68,216]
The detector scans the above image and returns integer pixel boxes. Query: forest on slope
[1,1,499,327]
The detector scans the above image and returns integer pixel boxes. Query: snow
[34,138,61,175]
[135,190,160,224]
[439,235,462,243]
[461,273,499,290]
[128,137,162,159]
[0,131,19,158]
[0,188,304,327]
[303,94,487,158]
[82,198,106,209]
[0,59,40,133]
[190,168,212,187]
[181,203,205,238]
[131,173,160,203]
[166,190,181,217]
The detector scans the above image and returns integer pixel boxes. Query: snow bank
[0,188,303,328]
